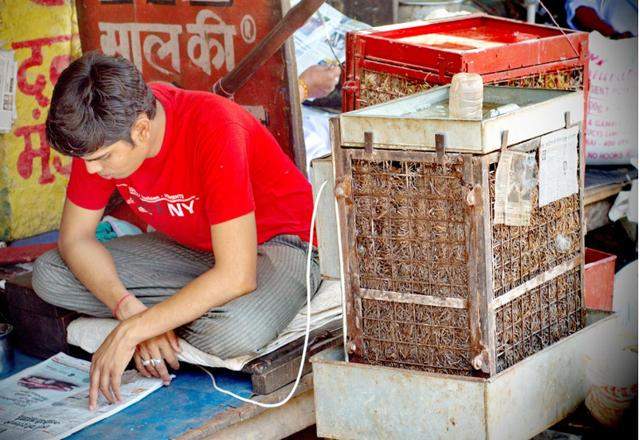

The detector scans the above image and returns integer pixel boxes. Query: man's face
[82,140,149,180]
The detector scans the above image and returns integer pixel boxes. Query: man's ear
[131,114,151,147]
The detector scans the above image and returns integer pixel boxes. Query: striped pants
[32,233,321,359]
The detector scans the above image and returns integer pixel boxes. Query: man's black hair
[45,51,156,157]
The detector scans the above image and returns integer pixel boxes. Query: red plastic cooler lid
[353,14,587,75]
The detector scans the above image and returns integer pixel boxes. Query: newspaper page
[538,126,580,207]
[494,150,537,226]
[0,50,17,133]
[0,353,164,440]
[292,2,370,76]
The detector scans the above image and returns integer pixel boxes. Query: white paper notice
[585,33,638,165]
[0,50,17,134]
[539,126,580,207]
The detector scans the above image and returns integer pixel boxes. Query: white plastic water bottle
[448,73,483,120]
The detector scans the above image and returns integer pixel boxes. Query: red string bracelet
[112,293,132,319]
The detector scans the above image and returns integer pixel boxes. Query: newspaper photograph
[494,150,538,227]
[0,353,164,440]
[293,2,370,75]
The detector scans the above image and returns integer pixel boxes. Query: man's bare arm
[121,212,258,345]
[57,198,130,313]
[88,211,258,408]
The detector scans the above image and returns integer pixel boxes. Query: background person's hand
[299,64,341,102]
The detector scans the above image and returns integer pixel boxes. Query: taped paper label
[494,150,537,227]
[0,50,17,134]
[539,126,579,207]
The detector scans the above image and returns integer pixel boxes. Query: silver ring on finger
[150,358,162,367]
[141,359,152,367]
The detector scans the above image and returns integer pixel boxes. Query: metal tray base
[311,312,622,440]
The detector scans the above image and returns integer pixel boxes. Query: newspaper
[0,353,164,439]
[538,126,580,207]
[0,50,17,134]
[494,150,537,226]
[293,2,370,76]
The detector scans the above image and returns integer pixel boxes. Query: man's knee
[227,312,279,356]
[184,309,280,359]
[32,249,71,306]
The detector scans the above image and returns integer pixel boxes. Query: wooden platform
[5,350,317,440]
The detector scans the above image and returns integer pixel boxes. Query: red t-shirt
[66,83,314,252]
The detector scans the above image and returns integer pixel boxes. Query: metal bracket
[364,131,374,155]
[334,175,353,206]
[466,184,481,207]
[435,133,446,163]
[472,346,491,374]
[500,130,509,154]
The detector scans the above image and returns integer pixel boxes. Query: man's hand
[134,331,181,384]
[88,321,136,410]
[115,295,181,383]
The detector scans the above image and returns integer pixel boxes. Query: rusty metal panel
[75,0,301,163]
[312,312,620,440]
[334,141,479,375]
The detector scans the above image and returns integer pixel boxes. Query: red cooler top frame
[343,13,589,112]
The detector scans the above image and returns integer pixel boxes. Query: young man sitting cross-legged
[33,51,320,410]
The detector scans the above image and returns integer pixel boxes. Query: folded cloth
[67,280,342,371]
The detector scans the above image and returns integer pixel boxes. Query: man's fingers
[89,367,100,410]
[148,344,171,384]
[139,345,158,378]
[156,360,172,384]
[134,353,151,378]
[167,331,181,353]
[135,347,154,378]
[100,371,115,404]
[160,344,180,370]
[111,372,122,402]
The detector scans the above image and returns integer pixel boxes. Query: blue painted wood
[0,349,40,379]
[9,230,59,247]
[1,350,254,439]
[68,365,254,439]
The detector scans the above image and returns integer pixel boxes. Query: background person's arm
[298,64,341,102]
[573,6,617,36]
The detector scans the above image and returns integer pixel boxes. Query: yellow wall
[0,0,81,241]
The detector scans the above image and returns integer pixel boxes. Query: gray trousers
[32,233,320,359]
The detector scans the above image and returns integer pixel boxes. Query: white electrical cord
[199,180,329,408]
